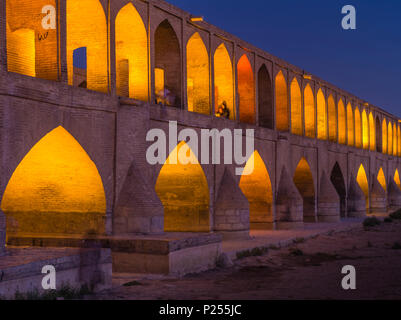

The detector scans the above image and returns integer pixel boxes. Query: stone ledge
[7,232,223,255]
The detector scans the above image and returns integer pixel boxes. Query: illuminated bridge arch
[115,3,148,101]
[382,118,388,154]
[362,109,369,150]
[237,54,255,124]
[304,84,315,138]
[155,141,210,232]
[275,70,288,131]
[317,89,327,140]
[369,112,375,151]
[328,95,337,142]
[294,158,316,222]
[239,151,273,229]
[290,78,302,135]
[1,126,107,237]
[187,32,210,115]
[6,0,58,80]
[388,121,393,155]
[155,19,182,107]
[214,43,234,120]
[338,99,346,144]
[67,0,108,92]
[347,103,354,146]
[356,164,369,208]
[354,107,362,148]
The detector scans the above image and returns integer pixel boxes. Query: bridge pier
[347,175,367,218]
[370,178,387,214]
[214,169,250,240]
[317,172,341,223]
[388,180,401,210]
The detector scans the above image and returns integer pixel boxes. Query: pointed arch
[394,169,401,190]
[397,124,401,157]
[347,103,354,146]
[290,78,302,135]
[214,43,234,120]
[388,121,393,155]
[67,0,108,92]
[356,164,369,208]
[362,110,369,150]
[275,71,288,131]
[328,95,337,142]
[293,158,316,222]
[317,89,327,140]
[376,117,382,153]
[239,151,273,229]
[1,126,106,237]
[369,113,375,151]
[304,84,315,138]
[338,99,346,144]
[237,54,255,124]
[382,118,388,154]
[155,19,181,107]
[258,64,273,129]
[330,162,346,217]
[377,167,387,191]
[354,107,362,148]
[187,32,210,115]
[6,0,58,80]
[115,3,148,101]
[393,123,396,156]
[155,141,210,232]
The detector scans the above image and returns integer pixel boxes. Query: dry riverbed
[94,219,401,300]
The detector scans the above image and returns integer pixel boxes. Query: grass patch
[14,284,92,300]
[390,210,401,220]
[363,216,381,228]
[123,281,143,287]
[236,247,268,259]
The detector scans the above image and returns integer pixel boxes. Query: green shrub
[363,216,381,228]
[390,210,401,220]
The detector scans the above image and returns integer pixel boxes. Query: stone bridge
[1,0,401,255]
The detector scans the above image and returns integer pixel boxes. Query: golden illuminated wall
[239,151,273,226]
[187,33,210,115]
[388,122,393,155]
[290,78,302,135]
[347,103,354,146]
[293,158,315,221]
[395,169,401,189]
[1,127,106,236]
[115,3,148,101]
[317,89,327,140]
[214,44,234,119]
[356,164,369,208]
[237,55,255,124]
[397,125,401,156]
[393,123,397,156]
[155,141,210,232]
[275,71,288,131]
[362,110,369,150]
[6,0,58,80]
[304,84,315,138]
[377,168,386,191]
[338,99,346,144]
[354,108,362,148]
[369,113,375,151]
[382,119,387,154]
[328,95,337,142]
[67,0,108,92]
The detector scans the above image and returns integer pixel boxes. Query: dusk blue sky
[168,0,401,117]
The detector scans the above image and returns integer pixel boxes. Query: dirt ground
[94,219,401,300]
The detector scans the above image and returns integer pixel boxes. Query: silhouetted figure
[216,101,230,119]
